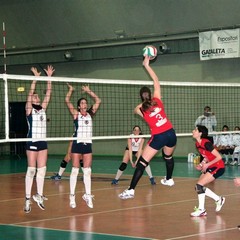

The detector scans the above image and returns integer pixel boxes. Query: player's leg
[144,165,156,185]
[82,152,94,208]
[112,150,129,185]
[69,154,80,208]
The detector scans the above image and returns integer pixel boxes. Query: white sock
[198,193,206,210]
[70,167,79,195]
[205,187,220,202]
[145,165,153,178]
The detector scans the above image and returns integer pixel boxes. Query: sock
[198,193,206,210]
[145,165,153,178]
[205,187,220,202]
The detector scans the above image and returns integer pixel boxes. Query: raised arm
[42,65,55,110]
[82,85,101,114]
[25,67,41,116]
[65,83,78,118]
[142,56,161,99]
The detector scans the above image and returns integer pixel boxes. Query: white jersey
[232,133,240,147]
[27,106,46,141]
[215,133,233,147]
[195,115,217,132]
[130,134,143,152]
[73,112,92,143]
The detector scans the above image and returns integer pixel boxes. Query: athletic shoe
[111,179,119,185]
[230,161,238,166]
[150,177,156,185]
[50,173,61,180]
[224,160,229,165]
[161,177,175,186]
[23,198,31,213]
[190,207,207,217]
[118,189,135,199]
[33,194,45,210]
[69,194,76,208]
[215,196,225,212]
[82,194,94,208]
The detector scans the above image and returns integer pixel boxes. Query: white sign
[199,29,240,60]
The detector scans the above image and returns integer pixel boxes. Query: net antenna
[2,22,7,73]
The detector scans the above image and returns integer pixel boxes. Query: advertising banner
[199,29,240,60]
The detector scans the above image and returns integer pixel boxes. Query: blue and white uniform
[71,110,94,154]
[26,104,47,151]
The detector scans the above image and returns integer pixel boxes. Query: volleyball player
[190,125,225,217]
[111,125,156,185]
[65,83,101,209]
[50,140,84,180]
[24,65,55,213]
[119,56,177,199]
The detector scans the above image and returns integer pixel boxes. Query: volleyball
[143,45,157,60]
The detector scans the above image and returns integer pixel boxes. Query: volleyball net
[1,73,240,144]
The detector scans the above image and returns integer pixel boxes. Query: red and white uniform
[130,134,143,152]
[142,97,173,135]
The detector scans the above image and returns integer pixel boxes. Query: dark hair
[77,98,88,111]
[204,106,211,111]
[77,97,87,106]
[222,125,229,131]
[196,125,208,138]
[132,125,142,132]
[139,86,151,102]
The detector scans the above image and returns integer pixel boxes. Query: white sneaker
[23,198,31,213]
[33,194,45,210]
[69,194,76,208]
[118,189,135,199]
[215,196,225,212]
[161,177,175,186]
[230,161,237,166]
[190,207,207,217]
[82,194,94,208]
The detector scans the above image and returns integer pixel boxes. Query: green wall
[3,51,240,157]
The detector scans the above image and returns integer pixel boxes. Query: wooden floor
[1,157,240,240]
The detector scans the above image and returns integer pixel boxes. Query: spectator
[230,126,240,166]
[215,125,234,165]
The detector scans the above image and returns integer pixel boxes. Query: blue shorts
[148,128,177,150]
[71,141,92,154]
[26,141,48,151]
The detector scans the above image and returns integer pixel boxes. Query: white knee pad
[83,167,91,177]
[37,166,47,178]
[71,167,79,177]
[26,167,36,178]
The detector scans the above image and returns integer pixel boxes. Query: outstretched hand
[67,83,74,92]
[31,67,41,76]
[44,65,55,76]
[82,84,90,93]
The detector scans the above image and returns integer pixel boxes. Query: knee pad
[195,184,206,194]
[60,160,68,168]
[37,166,46,178]
[71,167,79,177]
[83,167,91,177]
[26,167,36,178]
[136,156,148,171]
[119,162,127,171]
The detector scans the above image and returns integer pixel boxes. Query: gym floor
[1,155,240,240]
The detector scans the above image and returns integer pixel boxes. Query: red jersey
[196,138,225,168]
[142,97,173,135]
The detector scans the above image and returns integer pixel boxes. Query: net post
[3,73,9,140]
